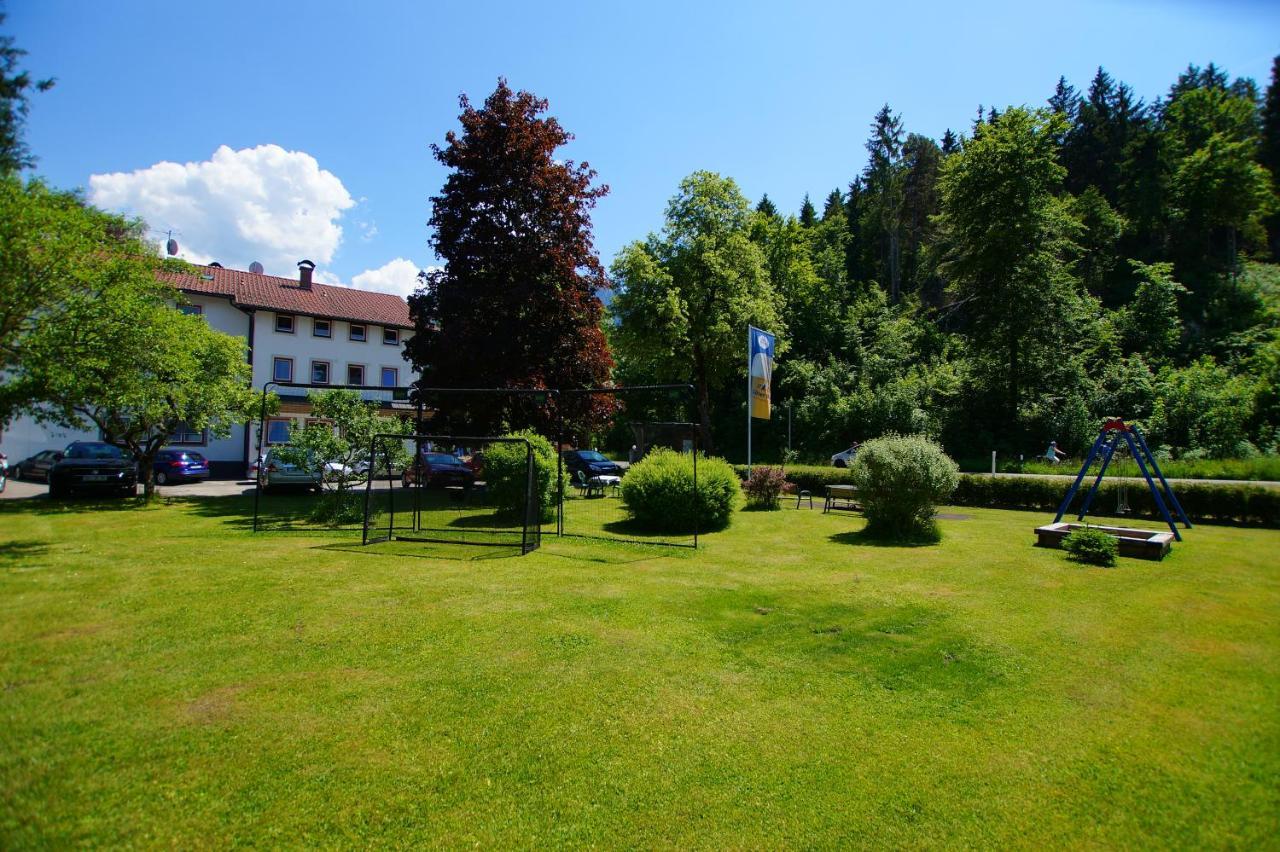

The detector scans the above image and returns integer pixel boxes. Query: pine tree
[0,14,55,175]
[822,188,845,220]
[756,193,779,218]
[798,194,817,227]
[863,104,906,301]
[406,80,616,435]
[1260,56,1280,257]
[940,128,959,156]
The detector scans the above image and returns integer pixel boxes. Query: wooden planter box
[1033,522,1174,561]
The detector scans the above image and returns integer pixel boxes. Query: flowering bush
[742,466,787,509]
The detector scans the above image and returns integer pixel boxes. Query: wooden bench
[824,484,860,513]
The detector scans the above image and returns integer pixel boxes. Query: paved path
[989,472,1280,490]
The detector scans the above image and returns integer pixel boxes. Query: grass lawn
[2,495,1278,847]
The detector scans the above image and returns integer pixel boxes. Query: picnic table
[824,484,860,513]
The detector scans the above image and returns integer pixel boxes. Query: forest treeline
[610,60,1280,463]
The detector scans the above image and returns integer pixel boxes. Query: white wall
[0,414,97,463]
[1,300,414,474]
[245,311,414,461]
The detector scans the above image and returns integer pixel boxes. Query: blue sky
[8,0,1279,296]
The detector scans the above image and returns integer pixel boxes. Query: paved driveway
[0,477,257,501]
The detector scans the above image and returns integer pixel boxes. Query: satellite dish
[166,238,179,256]
[249,261,264,274]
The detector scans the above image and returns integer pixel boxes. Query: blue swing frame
[1052,419,1192,540]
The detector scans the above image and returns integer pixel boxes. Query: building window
[383,328,400,345]
[272,357,294,382]
[347,364,365,386]
[311,360,330,384]
[313,318,331,338]
[170,421,206,445]
[179,304,203,316]
[275,314,295,334]
[349,323,367,342]
[266,419,292,444]
[381,366,398,387]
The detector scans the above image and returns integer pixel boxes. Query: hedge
[738,466,1280,527]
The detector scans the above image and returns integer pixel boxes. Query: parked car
[261,448,322,492]
[562,449,623,479]
[153,448,210,485]
[402,452,476,488]
[831,444,860,468]
[49,442,137,498]
[12,449,63,482]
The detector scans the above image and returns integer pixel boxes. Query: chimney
[297,259,315,290]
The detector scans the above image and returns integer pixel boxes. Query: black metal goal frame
[361,432,542,554]
[251,380,702,549]
[251,379,417,532]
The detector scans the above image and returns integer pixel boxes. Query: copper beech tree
[407,80,617,437]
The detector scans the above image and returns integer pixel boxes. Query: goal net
[361,434,543,555]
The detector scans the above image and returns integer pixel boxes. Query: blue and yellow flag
[749,326,775,420]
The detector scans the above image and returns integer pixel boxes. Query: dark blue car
[153,448,210,485]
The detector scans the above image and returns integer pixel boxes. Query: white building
[0,260,416,478]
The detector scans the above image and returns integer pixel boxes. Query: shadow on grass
[313,540,524,562]
[829,527,942,549]
[0,539,52,561]
[0,492,166,515]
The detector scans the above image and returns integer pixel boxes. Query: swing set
[1035,418,1192,560]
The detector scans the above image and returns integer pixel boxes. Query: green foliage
[485,430,557,523]
[952,475,1280,527]
[610,171,784,451]
[308,489,367,527]
[1063,527,1119,566]
[0,15,55,175]
[742,466,787,509]
[278,390,406,502]
[620,448,740,532]
[849,434,960,540]
[1148,358,1256,457]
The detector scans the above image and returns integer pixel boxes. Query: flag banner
[749,326,775,420]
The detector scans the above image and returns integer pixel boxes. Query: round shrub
[743,466,787,509]
[1064,527,1119,567]
[620,448,740,532]
[849,434,959,540]
[484,430,558,523]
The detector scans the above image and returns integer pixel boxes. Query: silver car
[262,448,322,492]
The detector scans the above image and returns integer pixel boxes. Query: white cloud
[89,144,355,273]
[347,258,432,299]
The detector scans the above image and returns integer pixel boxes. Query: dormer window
[313,318,331,338]
[349,323,367,342]
[275,314,295,334]
[383,328,400,346]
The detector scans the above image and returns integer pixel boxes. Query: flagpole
[746,326,752,474]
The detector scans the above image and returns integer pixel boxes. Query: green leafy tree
[935,107,1090,440]
[20,300,261,501]
[1069,186,1126,302]
[2,178,264,500]
[405,79,616,437]
[1117,261,1187,361]
[0,177,161,425]
[610,171,784,452]
[278,390,406,519]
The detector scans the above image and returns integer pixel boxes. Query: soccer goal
[361,433,543,555]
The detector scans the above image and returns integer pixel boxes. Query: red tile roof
[161,263,413,329]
